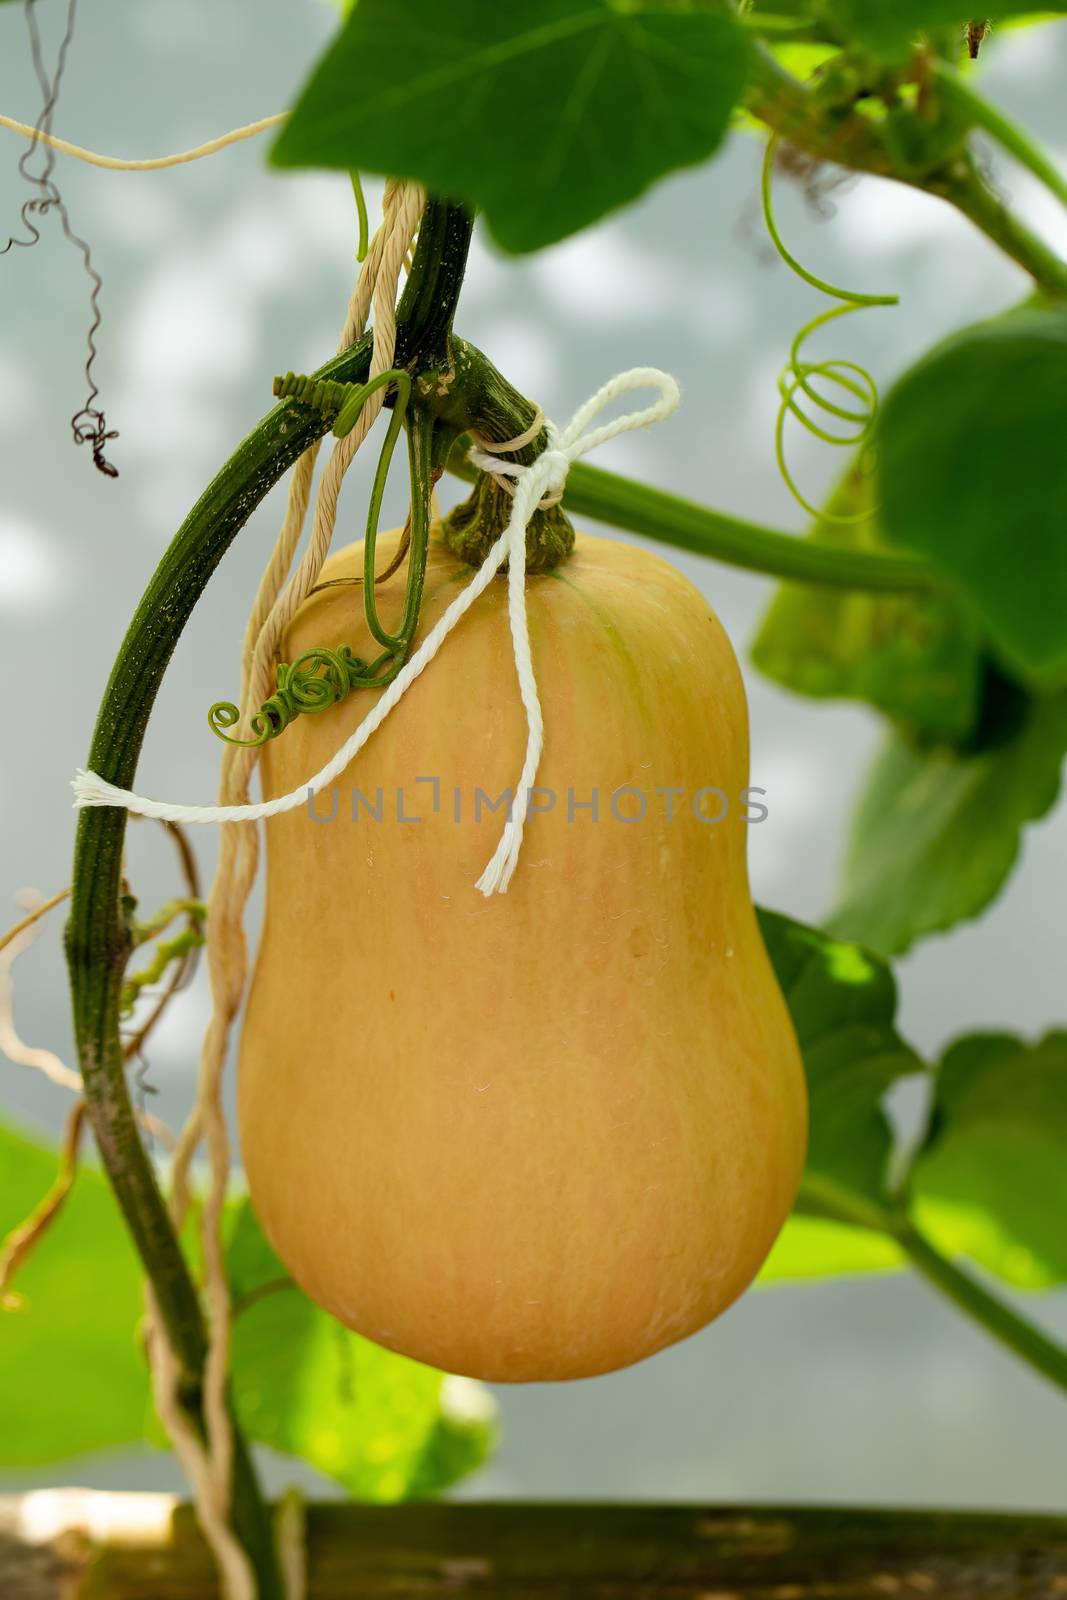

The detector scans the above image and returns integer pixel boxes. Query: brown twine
[145,178,425,1600]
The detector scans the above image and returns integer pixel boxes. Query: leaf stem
[896,1219,1067,1398]
[931,61,1067,218]
[449,446,938,592]
[743,42,1067,299]
[800,1178,1067,1400]
[931,154,1067,300]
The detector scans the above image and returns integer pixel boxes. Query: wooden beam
[3,1494,1067,1598]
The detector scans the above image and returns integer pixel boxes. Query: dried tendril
[762,134,899,523]
[0,819,196,1300]
[0,1101,86,1311]
[2,0,118,476]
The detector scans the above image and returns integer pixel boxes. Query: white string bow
[73,366,680,896]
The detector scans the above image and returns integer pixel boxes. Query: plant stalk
[801,1178,1067,1400]
[931,62,1067,217]
[744,41,1067,299]
[445,442,937,592]
[897,1220,1067,1397]
[932,155,1067,299]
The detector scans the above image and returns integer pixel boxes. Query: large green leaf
[0,1120,148,1466]
[878,305,1067,684]
[751,463,983,742]
[226,1203,496,1500]
[909,1032,1067,1289]
[759,909,924,1228]
[831,691,1067,956]
[272,0,748,252]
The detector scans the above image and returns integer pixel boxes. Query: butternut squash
[238,528,807,1382]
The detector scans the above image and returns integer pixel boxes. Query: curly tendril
[209,646,386,748]
[762,135,899,523]
[210,368,429,746]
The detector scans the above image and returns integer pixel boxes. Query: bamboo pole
[3,1495,1067,1599]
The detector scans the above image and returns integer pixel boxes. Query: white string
[73,367,680,896]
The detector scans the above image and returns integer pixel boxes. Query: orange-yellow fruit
[239,528,807,1382]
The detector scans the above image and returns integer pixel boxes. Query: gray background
[1,2,1066,1505]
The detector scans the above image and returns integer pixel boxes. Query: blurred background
[2,0,1066,1508]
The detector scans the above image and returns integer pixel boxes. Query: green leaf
[759,909,924,1227]
[759,1213,905,1282]
[820,1,1067,61]
[272,0,748,252]
[0,1121,148,1466]
[830,691,1067,956]
[751,462,984,742]
[910,1032,1067,1288]
[227,1203,496,1500]
[0,1119,496,1488]
[878,305,1067,684]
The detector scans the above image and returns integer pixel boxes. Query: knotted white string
[73,367,680,895]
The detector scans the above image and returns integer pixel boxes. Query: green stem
[394,197,474,365]
[64,197,474,1597]
[67,326,374,1342]
[801,1179,1067,1399]
[932,154,1067,299]
[797,1174,900,1237]
[932,61,1067,217]
[743,42,1067,298]
[897,1220,1067,1398]
[449,446,937,592]
[744,42,897,178]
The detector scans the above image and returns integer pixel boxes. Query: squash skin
[238,529,807,1383]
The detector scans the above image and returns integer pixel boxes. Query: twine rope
[137,180,424,1600]
[0,110,286,170]
[470,405,546,457]
[275,1490,308,1600]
